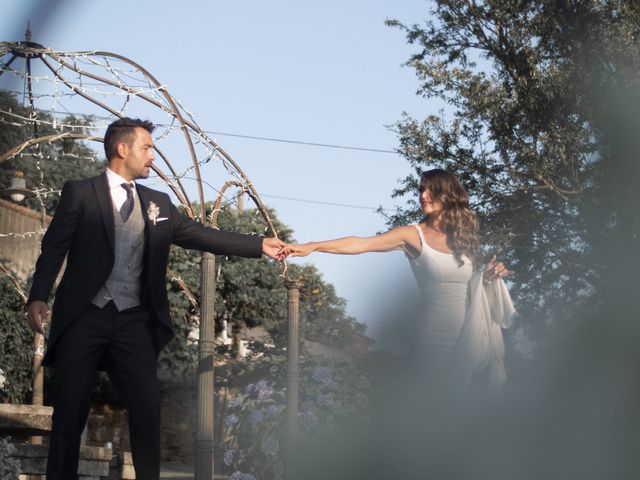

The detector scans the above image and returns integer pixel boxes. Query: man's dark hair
[104,118,155,161]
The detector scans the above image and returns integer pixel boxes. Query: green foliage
[156,244,204,378]
[0,90,105,213]
[386,0,640,346]
[215,206,293,334]
[294,263,365,347]
[158,204,367,378]
[0,272,33,403]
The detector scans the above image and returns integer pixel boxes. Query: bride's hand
[483,255,514,283]
[278,243,315,259]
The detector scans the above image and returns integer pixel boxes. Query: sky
[1,0,435,337]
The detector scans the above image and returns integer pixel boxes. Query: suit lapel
[93,173,115,254]
[136,185,153,255]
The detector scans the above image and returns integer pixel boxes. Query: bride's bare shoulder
[394,224,418,233]
[383,224,418,238]
[390,224,422,254]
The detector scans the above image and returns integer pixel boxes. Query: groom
[25,117,285,479]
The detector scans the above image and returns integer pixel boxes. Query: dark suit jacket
[27,173,263,367]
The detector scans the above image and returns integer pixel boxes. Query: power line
[176,176,386,212]
[260,193,383,211]
[203,131,396,154]
[0,103,398,154]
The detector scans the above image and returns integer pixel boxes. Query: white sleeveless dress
[409,224,514,395]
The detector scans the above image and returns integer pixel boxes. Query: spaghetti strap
[413,224,426,249]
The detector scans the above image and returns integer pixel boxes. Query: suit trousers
[46,301,160,480]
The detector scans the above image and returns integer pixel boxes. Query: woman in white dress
[280,169,514,397]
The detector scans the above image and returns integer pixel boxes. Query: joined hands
[276,243,313,261]
[262,237,288,260]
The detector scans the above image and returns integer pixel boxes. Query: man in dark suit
[25,117,285,480]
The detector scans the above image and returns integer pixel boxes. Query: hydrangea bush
[219,358,374,480]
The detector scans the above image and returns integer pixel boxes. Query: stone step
[159,462,195,479]
[0,404,53,435]
[20,477,101,480]
[11,443,112,477]
[14,443,113,461]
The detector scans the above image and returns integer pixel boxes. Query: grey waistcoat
[92,192,145,311]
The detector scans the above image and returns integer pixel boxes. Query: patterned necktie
[120,183,134,222]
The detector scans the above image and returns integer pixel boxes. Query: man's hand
[262,237,287,260]
[26,300,49,335]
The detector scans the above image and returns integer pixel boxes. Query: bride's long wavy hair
[420,169,480,267]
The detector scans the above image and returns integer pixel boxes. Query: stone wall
[0,199,50,280]
[157,379,197,463]
[86,379,202,464]
[87,404,130,452]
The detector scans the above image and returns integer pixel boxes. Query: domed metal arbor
[0,31,295,479]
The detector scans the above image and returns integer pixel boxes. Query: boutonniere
[147,201,162,225]
[147,202,160,225]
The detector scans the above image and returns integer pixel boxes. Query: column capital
[284,277,302,290]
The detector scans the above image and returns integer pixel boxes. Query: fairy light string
[0,40,291,308]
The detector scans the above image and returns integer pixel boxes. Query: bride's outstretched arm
[280,226,416,258]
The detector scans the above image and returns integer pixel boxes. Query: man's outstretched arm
[169,202,285,259]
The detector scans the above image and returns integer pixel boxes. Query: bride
[279,168,515,398]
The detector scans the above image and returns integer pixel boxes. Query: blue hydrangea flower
[299,410,319,430]
[312,366,334,387]
[250,409,265,425]
[223,449,235,466]
[245,383,256,395]
[230,472,256,480]
[272,461,285,479]
[302,400,316,412]
[225,414,240,427]
[317,393,334,407]
[255,379,273,400]
[265,404,282,419]
[261,436,280,456]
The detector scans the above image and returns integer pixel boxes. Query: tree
[386,0,640,348]
[0,90,105,213]
[294,263,366,348]
[157,203,366,378]
[214,207,361,348]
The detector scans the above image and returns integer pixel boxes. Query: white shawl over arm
[452,272,516,392]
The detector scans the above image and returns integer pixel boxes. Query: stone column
[195,252,216,479]
[285,278,302,478]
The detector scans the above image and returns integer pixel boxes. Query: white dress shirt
[106,168,137,212]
